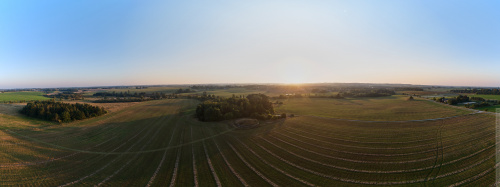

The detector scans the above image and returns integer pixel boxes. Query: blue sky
[1,0,499,88]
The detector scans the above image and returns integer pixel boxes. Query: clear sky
[1,0,499,88]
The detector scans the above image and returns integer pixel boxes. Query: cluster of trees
[2,100,42,104]
[59,88,79,93]
[93,91,174,102]
[93,91,144,98]
[310,94,344,99]
[434,95,472,105]
[470,96,486,102]
[175,88,194,94]
[465,102,491,109]
[184,92,225,101]
[276,94,303,99]
[309,87,416,97]
[191,85,238,90]
[46,93,83,100]
[433,95,498,109]
[311,89,329,93]
[275,93,344,99]
[93,98,150,103]
[196,94,282,121]
[450,88,500,95]
[20,100,107,123]
[340,89,395,97]
[394,87,424,91]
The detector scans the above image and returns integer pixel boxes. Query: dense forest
[196,94,281,121]
[450,88,500,95]
[20,100,107,123]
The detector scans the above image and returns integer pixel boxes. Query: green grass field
[474,105,500,113]
[0,97,495,186]
[0,91,50,102]
[470,94,500,100]
[459,94,500,113]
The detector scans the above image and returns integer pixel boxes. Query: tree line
[340,88,395,97]
[196,94,283,121]
[191,85,239,90]
[394,87,424,91]
[46,93,84,100]
[273,88,393,100]
[93,91,176,102]
[93,98,150,103]
[433,95,498,109]
[93,91,144,97]
[20,100,107,123]
[275,93,344,99]
[2,100,43,104]
[450,88,500,95]
[175,88,195,94]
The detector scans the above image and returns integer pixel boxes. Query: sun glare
[279,58,310,84]
[284,76,305,84]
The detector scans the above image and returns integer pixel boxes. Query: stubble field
[0,96,496,186]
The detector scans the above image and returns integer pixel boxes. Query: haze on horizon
[1,0,499,89]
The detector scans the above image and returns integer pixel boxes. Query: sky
[1,0,499,88]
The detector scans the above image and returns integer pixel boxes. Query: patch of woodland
[195,94,285,121]
[20,100,107,123]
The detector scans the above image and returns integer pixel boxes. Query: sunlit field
[470,94,500,100]
[0,92,50,102]
[0,93,495,186]
[275,96,473,121]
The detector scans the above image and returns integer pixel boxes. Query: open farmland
[275,96,474,121]
[455,94,500,113]
[471,94,500,100]
[0,97,497,186]
[90,86,268,98]
[101,87,186,94]
[0,92,50,102]
[184,87,268,97]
